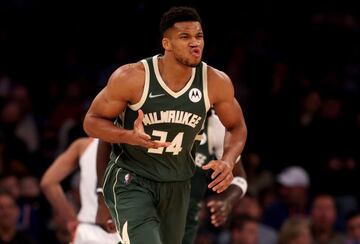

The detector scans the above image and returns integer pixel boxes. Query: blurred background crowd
[0,0,359,243]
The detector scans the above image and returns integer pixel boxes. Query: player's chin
[187,58,201,67]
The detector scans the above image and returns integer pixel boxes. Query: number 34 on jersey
[148,130,184,155]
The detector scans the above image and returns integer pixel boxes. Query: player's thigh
[103,167,162,244]
[160,180,191,244]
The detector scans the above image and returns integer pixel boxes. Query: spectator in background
[41,210,73,244]
[310,194,345,244]
[10,85,39,153]
[0,101,30,176]
[0,190,34,244]
[229,215,258,244]
[17,176,46,243]
[216,194,277,244]
[262,166,310,230]
[242,151,274,197]
[278,217,312,244]
[0,175,20,200]
[346,210,360,243]
[231,195,277,244]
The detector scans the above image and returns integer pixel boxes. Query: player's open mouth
[191,48,201,57]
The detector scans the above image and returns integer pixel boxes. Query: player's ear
[162,37,171,51]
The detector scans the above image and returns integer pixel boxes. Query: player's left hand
[202,159,234,193]
[207,195,233,227]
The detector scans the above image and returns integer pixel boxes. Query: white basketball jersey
[77,138,99,223]
[207,112,226,159]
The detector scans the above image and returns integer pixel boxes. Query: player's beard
[174,53,201,67]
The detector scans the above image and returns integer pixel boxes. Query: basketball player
[40,138,120,244]
[83,6,247,244]
[183,109,247,244]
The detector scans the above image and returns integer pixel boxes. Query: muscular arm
[83,64,139,143]
[83,63,169,148]
[40,138,88,224]
[203,67,247,193]
[214,95,246,166]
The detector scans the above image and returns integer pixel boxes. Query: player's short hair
[160,6,201,36]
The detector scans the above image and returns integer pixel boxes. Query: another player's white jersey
[77,138,99,223]
[75,138,121,244]
[206,112,226,159]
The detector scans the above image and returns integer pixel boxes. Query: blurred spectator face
[19,176,40,198]
[231,220,258,244]
[234,196,262,220]
[11,85,31,112]
[290,228,312,244]
[279,218,312,244]
[347,214,360,241]
[311,195,336,230]
[1,102,21,125]
[0,175,20,199]
[0,193,19,229]
[282,186,308,206]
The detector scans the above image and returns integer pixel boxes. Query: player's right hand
[131,110,171,149]
[202,159,234,193]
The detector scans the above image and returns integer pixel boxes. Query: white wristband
[96,187,103,194]
[231,177,247,198]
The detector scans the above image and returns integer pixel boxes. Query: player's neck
[158,55,192,89]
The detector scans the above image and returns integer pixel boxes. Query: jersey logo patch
[189,88,202,103]
[149,92,165,98]
[124,173,132,185]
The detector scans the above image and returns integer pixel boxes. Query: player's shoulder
[105,61,146,92]
[71,137,90,146]
[110,62,145,82]
[72,137,92,148]
[206,65,235,104]
[206,65,231,84]
[64,137,91,155]
[75,137,97,155]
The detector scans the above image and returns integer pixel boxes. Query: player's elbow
[39,177,51,192]
[83,113,94,137]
